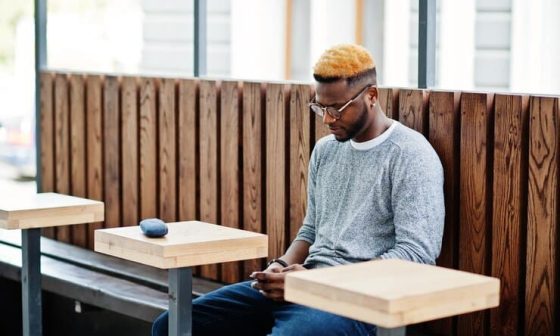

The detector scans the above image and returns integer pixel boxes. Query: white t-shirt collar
[350,121,398,151]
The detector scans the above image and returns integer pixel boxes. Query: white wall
[310,0,356,72]
[474,0,512,91]
[439,0,475,90]
[230,0,286,81]
[290,0,311,81]
[384,0,410,87]
[511,0,560,94]
[363,0,385,83]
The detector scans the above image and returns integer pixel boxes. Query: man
[152,44,444,336]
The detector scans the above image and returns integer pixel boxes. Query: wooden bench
[0,229,222,324]
[33,72,560,335]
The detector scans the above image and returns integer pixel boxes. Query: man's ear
[367,86,378,105]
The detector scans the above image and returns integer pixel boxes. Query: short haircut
[313,44,377,88]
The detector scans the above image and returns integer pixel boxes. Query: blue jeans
[152,281,376,336]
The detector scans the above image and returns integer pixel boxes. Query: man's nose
[322,111,336,125]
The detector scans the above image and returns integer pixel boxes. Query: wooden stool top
[95,221,268,269]
[0,192,104,230]
[285,259,500,328]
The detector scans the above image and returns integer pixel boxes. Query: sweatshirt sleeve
[379,144,445,264]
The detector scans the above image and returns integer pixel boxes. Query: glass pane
[509,0,560,94]
[436,0,560,94]
[285,0,435,89]
[139,0,194,77]
[131,0,228,78]
[230,0,287,81]
[0,0,36,191]
[47,0,143,74]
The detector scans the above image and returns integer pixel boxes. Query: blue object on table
[139,218,168,238]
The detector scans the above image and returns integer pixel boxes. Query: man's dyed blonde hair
[313,44,376,80]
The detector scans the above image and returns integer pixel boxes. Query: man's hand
[249,264,307,301]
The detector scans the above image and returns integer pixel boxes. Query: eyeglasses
[308,84,374,120]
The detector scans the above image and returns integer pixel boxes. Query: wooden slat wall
[378,88,399,120]
[139,78,158,220]
[525,97,558,336]
[399,89,428,134]
[158,78,177,223]
[199,80,220,281]
[39,72,55,239]
[425,91,460,336]
[242,82,265,277]
[54,74,70,243]
[39,72,560,335]
[490,94,528,336]
[177,79,198,221]
[314,114,330,141]
[458,93,494,336]
[121,77,139,229]
[103,76,121,230]
[69,75,87,247]
[289,85,312,242]
[220,80,242,283]
[86,75,104,249]
[266,83,288,261]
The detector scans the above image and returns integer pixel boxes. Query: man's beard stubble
[334,104,369,142]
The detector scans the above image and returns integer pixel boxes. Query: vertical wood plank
[54,74,70,242]
[378,87,400,120]
[177,79,197,221]
[314,113,330,143]
[399,89,429,134]
[220,80,241,283]
[199,80,219,280]
[307,88,331,142]
[243,82,265,275]
[121,77,139,227]
[457,92,493,336]
[139,78,157,220]
[86,75,104,248]
[103,76,121,229]
[159,78,177,223]
[490,94,529,336]
[425,91,461,336]
[69,75,87,247]
[266,83,288,260]
[40,72,55,239]
[525,96,558,336]
[289,84,312,242]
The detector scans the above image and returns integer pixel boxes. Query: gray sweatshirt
[295,121,445,268]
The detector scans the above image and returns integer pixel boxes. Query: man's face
[314,80,371,142]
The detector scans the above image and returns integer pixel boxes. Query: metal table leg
[378,326,406,336]
[22,228,42,336]
[169,267,193,336]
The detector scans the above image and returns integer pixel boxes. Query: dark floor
[0,277,152,336]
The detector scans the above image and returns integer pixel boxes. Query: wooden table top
[285,259,500,328]
[0,192,104,230]
[95,221,268,269]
